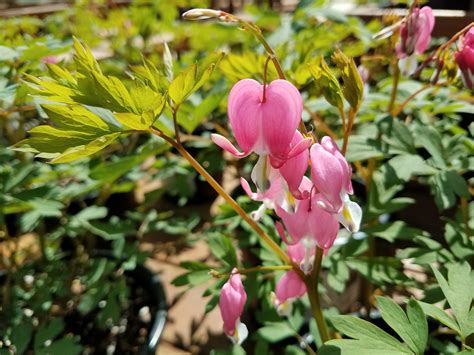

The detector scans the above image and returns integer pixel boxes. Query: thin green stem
[341,107,357,156]
[149,127,299,271]
[232,16,308,135]
[238,20,286,80]
[388,60,400,115]
[460,197,471,238]
[391,81,448,117]
[262,55,272,103]
[338,107,347,133]
[237,265,292,274]
[211,264,293,278]
[172,106,181,145]
[306,247,330,343]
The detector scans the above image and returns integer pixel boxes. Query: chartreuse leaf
[42,104,111,133]
[319,315,410,355]
[50,132,121,164]
[17,38,171,163]
[376,296,428,355]
[308,56,344,110]
[220,52,278,83]
[431,263,473,339]
[169,52,224,105]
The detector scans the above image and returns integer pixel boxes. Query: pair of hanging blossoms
[214,78,362,344]
[396,5,435,75]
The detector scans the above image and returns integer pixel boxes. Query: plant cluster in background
[0,0,473,354]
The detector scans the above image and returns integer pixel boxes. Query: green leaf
[50,132,122,164]
[319,340,409,355]
[11,322,33,355]
[208,233,238,267]
[257,322,295,343]
[34,318,65,351]
[41,104,112,134]
[220,52,278,83]
[343,135,383,162]
[0,45,19,61]
[376,296,427,354]
[328,315,409,353]
[377,115,415,154]
[417,301,461,334]
[37,337,82,355]
[364,221,426,243]
[114,112,154,130]
[406,300,428,354]
[387,154,437,182]
[415,125,446,169]
[169,53,224,105]
[346,257,408,286]
[430,170,470,210]
[129,84,166,116]
[431,263,473,339]
[171,270,211,287]
[169,64,198,105]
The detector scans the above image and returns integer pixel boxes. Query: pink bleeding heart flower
[310,137,362,232]
[310,136,353,214]
[272,270,306,316]
[275,192,340,251]
[219,269,248,345]
[287,240,315,274]
[279,131,311,199]
[240,131,311,220]
[396,6,435,57]
[396,6,435,75]
[455,28,474,91]
[211,79,310,168]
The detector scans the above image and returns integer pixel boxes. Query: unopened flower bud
[182,8,224,21]
[331,49,364,111]
[308,57,344,110]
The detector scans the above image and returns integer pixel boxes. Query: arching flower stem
[149,127,301,273]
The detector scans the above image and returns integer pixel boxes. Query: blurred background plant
[0,0,473,354]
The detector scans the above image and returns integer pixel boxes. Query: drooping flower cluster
[215,79,362,340]
[396,6,435,75]
[455,28,474,91]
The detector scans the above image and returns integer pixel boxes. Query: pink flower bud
[310,136,353,214]
[396,6,435,58]
[211,79,305,167]
[455,28,474,91]
[272,270,306,316]
[276,271,306,302]
[219,270,248,344]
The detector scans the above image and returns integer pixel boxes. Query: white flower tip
[300,260,313,275]
[228,320,248,345]
[271,292,292,317]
